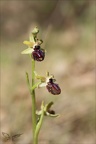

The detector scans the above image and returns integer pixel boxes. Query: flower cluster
[21,27,45,62]
[22,27,61,96]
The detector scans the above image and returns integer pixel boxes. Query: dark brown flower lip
[46,82,61,95]
[47,109,55,115]
[32,49,45,61]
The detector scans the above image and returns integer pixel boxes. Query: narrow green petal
[21,48,33,54]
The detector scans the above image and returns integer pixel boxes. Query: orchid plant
[21,27,61,144]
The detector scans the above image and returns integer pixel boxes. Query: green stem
[35,104,44,144]
[31,59,37,144]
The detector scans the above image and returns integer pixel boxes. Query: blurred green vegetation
[0,0,96,144]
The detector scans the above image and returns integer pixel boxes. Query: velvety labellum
[48,110,55,115]
[32,49,45,61]
[46,81,61,95]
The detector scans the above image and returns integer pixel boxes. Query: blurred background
[0,0,96,144]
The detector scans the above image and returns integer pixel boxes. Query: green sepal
[21,48,33,54]
[45,101,54,112]
[34,71,46,82]
[29,35,36,43]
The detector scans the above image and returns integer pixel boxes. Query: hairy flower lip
[32,48,45,61]
[47,109,55,115]
[46,82,61,95]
